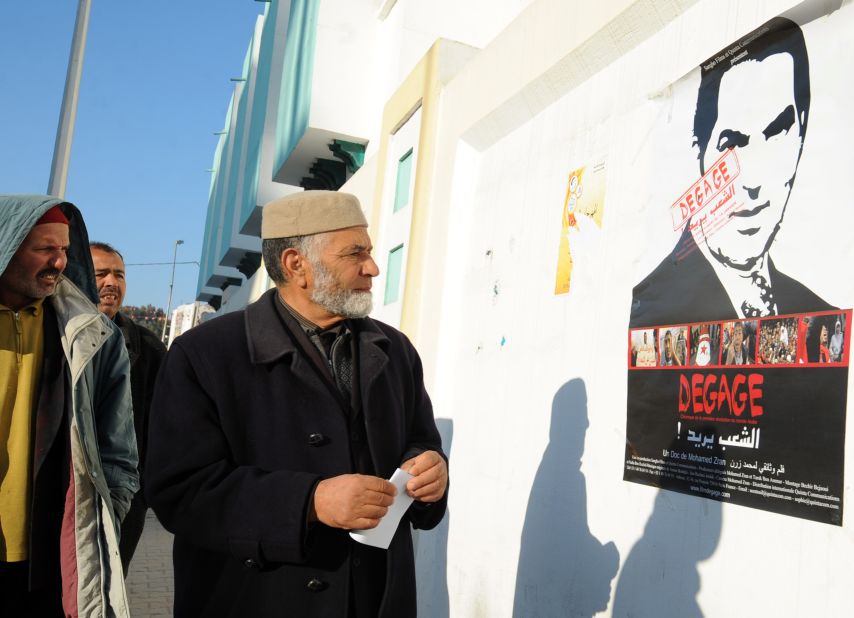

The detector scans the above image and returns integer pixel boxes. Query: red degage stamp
[670,149,741,233]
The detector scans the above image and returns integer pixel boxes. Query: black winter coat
[114,312,165,482]
[145,290,447,617]
[114,312,165,570]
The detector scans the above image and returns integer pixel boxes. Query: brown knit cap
[261,191,367,239]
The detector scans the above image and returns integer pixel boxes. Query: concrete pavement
[126,511,174,617]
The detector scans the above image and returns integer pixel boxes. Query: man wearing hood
[0,195,138,616]
[90,241,166,574]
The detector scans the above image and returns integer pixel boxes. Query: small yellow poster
[554,160,606,294]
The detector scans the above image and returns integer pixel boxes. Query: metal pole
[162,240,184,344]
[48,0,92,198]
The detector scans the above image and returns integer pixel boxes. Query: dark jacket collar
[245,289,390,365]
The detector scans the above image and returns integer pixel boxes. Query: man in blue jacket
[0,195,138,616]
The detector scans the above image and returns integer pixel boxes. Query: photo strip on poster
[626,311,850,524]
[624,2,852,526]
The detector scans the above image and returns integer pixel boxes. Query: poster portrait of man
[624,1,853,526]
[722,320,756,365]
[629,16,835,329]
[659,327,687,367]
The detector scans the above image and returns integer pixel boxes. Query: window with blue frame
[393,149,413,212]
[384,244,405,305]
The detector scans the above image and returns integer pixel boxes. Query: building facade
[197,1,854,615]
[168,301,216,347]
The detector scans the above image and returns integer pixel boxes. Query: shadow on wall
[513,379,619,617]
[612,431,724,618]
[414,418,452,618]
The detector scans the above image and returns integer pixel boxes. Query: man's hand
[401,451,448,503]
[311,474,397,530]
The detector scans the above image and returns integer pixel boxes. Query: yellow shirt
[0,299,44,562]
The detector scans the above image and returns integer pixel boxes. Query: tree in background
[122,305,168,338]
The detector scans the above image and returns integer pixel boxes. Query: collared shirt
[0,299,45,561]
[276,295,342,358]
[693,229,776,318]
[275,295,353,397]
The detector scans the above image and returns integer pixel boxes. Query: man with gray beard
[146,191,448,618]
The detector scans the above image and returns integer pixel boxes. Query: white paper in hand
[349,468,414,549]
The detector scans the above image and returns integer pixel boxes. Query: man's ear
[282,249,309,288]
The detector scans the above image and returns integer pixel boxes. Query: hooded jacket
[0,194,138,617]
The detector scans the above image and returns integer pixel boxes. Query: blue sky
[0,1,264,308]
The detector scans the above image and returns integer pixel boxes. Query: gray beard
[309,260,373,319]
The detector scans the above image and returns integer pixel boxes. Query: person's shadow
[414,418,452,618]
[513,379,619,616]
[612,431,724,617]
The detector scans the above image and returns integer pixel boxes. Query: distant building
[168,302,215,347]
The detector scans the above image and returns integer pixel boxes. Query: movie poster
[624,3,852,525]
[554,160,606,294]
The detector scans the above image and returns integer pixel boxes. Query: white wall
[416,0,854,616]
[205,1,854,614]
[312,0,378,141]
[365,0,537,159]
